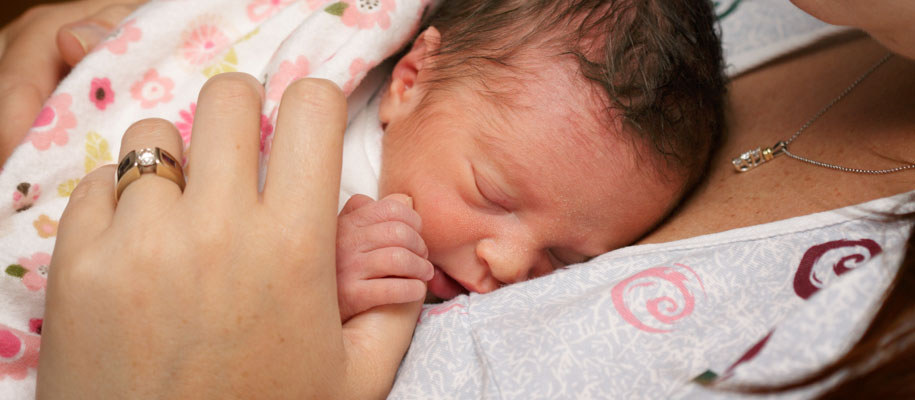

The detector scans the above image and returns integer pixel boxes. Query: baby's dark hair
[423,0,726,187]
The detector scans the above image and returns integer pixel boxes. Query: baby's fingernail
[424,261,435,281]
[386,193,413,208]
[65,23,109,53]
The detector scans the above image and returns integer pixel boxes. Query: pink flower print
[338,0,396,30]
[25,93,76,150]
[306,0,328,10]
[260,113,275,153]
[267,56,311,103]
[131,69,174,109]
[28,319,42,335]
[175,103,197,145]
[181,22,230,66]
[17,252,51,291]
[247,0,297,22]
[343,58,374,96]
[0,325,40,380]
[101,18,142,55]
[33,214,58,238]
[89,77,115,110]
[13,182,41,212]
[417,0,432,18]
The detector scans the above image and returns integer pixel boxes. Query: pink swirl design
[417,302,467,324]
[612,263,705,333]
[793,239,882,300]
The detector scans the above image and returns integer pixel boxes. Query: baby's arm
[336,194,433,322]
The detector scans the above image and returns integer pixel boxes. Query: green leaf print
[5,264,26,278]
[325,2,349,17]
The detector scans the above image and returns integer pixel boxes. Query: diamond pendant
[732,141,786,172]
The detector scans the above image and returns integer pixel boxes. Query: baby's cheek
[416,194,480,258]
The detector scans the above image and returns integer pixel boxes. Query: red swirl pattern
[611,263,705,333]
[793,239,882,300]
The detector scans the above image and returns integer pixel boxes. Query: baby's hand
[336,193,433,322]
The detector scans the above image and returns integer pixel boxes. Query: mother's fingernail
[65,24,109,53]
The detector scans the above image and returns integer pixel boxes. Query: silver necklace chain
[732,53,915,174]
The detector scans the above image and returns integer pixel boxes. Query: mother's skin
[642,32,915,244]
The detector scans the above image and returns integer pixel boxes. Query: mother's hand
[0,0,144,164]
[37,74,421,399]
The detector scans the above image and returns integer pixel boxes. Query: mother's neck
[639,34,915,244]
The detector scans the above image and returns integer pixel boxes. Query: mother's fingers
[114,118,184,216]
[264,79,347,231]
[186,73,263,204]
[58,3,141,66]
[56,164,117,253]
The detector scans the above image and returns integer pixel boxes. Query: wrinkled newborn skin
[374,30,683,301]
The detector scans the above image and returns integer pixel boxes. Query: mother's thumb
[57,3,140,66]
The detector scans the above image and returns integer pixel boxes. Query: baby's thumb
[383,193,414,209]
[58,3,140,66]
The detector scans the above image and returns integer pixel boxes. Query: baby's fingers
[346,279,427,314]
[339,193,374,216]
[338,277,426,322]
[345,221,428,258]
[362,247,434,281]
[346,194,421,232]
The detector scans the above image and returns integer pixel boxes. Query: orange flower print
[101,18,142,55]
[181,21,230,66]
[33,214,58,238]
[0,325,40,380]
[25,93,76,151]
[131,69,174,109]
[338,0,396,30]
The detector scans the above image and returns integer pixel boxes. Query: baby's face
[378,72,682,300]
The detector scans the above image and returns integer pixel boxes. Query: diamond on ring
[137,148,156,167]
[115,147,186,201]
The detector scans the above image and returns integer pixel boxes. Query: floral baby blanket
[0,0,433,397]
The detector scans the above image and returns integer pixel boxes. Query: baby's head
[377,0,725,299]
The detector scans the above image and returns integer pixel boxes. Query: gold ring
[116,147,186,201]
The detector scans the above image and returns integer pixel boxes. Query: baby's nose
[475,237,538,285]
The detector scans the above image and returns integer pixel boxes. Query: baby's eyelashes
[472,165,514,212]
[546,248,591,268]
[545,249,567,269]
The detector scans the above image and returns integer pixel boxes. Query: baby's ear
[379,27,441,125]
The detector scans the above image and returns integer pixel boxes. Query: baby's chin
[425,266,468,302]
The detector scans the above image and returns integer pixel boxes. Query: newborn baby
[335,0,726,321]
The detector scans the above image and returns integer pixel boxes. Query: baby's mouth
[426,265,469,301]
